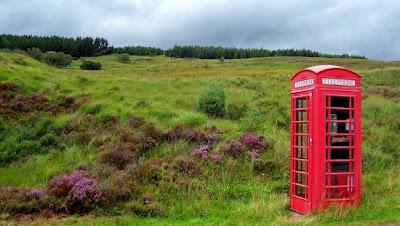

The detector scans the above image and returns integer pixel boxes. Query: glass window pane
[295,186,306,198]
[330,149,350,159]
[331,96,350,108]
[330,162,349,172]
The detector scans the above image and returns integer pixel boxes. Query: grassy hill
[0,50,399,225]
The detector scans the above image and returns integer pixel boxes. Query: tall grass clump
[240,108,264,132]
[197,81,226,117]
[227,100,248,120]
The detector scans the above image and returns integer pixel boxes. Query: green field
[0,51,399,225]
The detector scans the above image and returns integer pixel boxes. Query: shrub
[100,143,137,170]
[43,51,72,67]
[113,170,144,200]
[227,101,248,120]
[141,123,161,140]
[127,115,145,128]
[7,94,58,114]
[132,132,157,153]
[27,47,44,61]
[71,177,102,203]
[47,169,103,212]
[220,140,245,159]
[0,186,47,214]
[163,125,206,144]
[241,133,266,150]
[47,170,89,197]
[141,194,156,205]
[120,158,171,186]
[80,60,102,70]
[173,155,201,176]
[0,82,20,102]
[197,81,226,117]
[118,53,130,63]
[240,108,264,132]
[204,126,222,144]
[252,159,275,175]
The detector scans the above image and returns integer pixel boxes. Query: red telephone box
[290,65,362,214]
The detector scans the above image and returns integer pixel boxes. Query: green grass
[0,51,400,225]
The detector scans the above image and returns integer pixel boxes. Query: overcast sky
[0,0,399,60]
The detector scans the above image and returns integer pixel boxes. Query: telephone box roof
[292,65,361,80]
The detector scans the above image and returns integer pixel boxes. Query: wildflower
[195,145,209,160]
[249,149,260,160]
[72,177,101,203]
[241,133,265,149]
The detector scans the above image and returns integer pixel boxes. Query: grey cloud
[0,0,399,60]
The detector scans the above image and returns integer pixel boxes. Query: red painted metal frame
[290,65,362,214]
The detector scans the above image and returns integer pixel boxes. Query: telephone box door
[290,91,312,213]
[322,91,361,204]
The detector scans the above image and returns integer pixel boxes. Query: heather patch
[0,186,47,214]
[0,82,79,118]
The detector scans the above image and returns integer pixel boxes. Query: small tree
[80,60,102,70]
[118,53,130,63]
[197,81,226,117]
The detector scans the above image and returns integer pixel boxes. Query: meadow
[0,50,399,225]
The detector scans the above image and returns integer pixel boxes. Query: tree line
[164,45,366,59]
[0,34,366,59]
[0,34,111,57]
[113,46,164,56]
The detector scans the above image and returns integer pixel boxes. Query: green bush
[27,47,44,61]
[197,81,226,117]
[43,51,72,67]
[240,108,264,132]
[80,60,102,70]
[118,53,130,63]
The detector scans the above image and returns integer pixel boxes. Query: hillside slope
[0,51,399,225]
